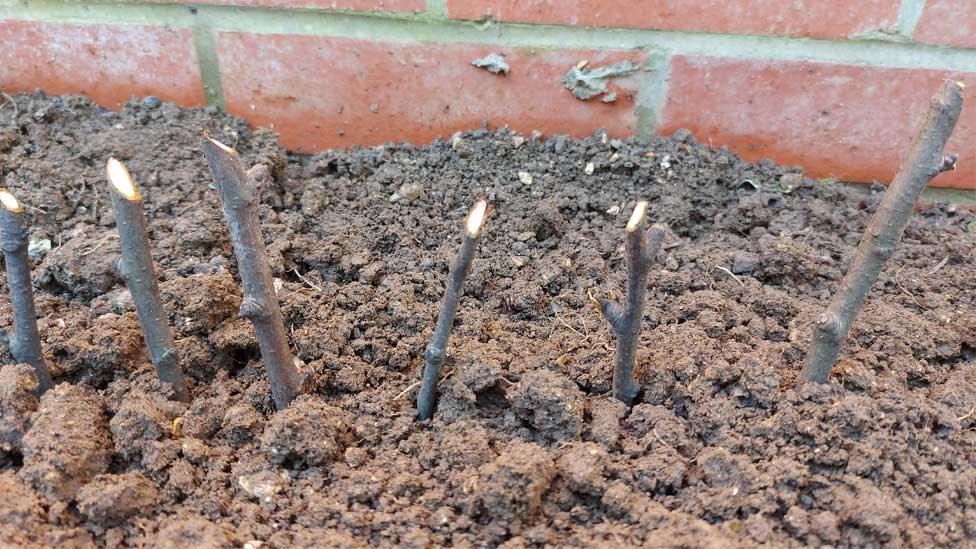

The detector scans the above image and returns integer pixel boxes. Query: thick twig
[0,189,53,393]
[803,81,965,384]
[202,135,305,410]
[595,200,665,405]
[417,199,487,420]
[106,159,190,402]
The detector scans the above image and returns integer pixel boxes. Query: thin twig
[395,381,421,400]
[957,404,976,422]
[714,265,745,287]
[555,313,587,340]
[291,268,323,292]
[925,255,949,276]
[79,233,118,256]
[893,266,922,308]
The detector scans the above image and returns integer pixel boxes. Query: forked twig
[593,200,666,405]
[202,135,305,410]
[803,81,965,383]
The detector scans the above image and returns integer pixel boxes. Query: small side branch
[597,200,665,406]
[803,80,965,383]
[417,199,487,420]
[106,159,190,402]
[0,189,53,393]
[202,135,304,410]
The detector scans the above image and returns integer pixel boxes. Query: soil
[0,92,974,548]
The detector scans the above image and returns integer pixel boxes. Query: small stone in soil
[398,182,424,202]
[140,96,162,109]
[779,172,804,189]
[237,469,286,501]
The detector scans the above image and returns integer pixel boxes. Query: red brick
[215,32,642,151]
[446,0,900,40]
[146,0,424,11]
[659,56,976,189]
[0,20,205,109]
[914,0,976,49]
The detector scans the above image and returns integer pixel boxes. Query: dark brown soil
[0,92,975,548]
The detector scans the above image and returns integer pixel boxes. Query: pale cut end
[466,199,488,237]
[205,133,236,154]
[0,189,21,213]
[626,200,648,232]
[0,189,20,213]
[106,158,141,201]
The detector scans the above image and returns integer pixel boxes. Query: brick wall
[1,0,974,189]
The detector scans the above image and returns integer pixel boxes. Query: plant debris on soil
[0,92,975,548]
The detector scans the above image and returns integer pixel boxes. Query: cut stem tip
[626,200,648,232]
[204,133,236,154]
[466,199,488,237]
[106,158,141,201]
[0,189,21,213]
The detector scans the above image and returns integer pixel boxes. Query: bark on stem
[417,199,487,420]
[803,80,965,384]
[0,189,53,393]
[106,158,190,402]
[202,136,304,410]
[597,200,665,406]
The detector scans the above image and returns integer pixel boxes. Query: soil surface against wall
[0,93,975,548]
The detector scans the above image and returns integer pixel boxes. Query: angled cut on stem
[202,135,305,410]
[0,189,53,393]
[417,199,487,420]
[106,158,190,402]
[803,80,965,384]
[594,200,665,406]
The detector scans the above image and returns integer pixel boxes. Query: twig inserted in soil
[593,200,666,405]
[202,135,305,410]
[0,189,53,393]
[106,158,190,402]
[416,199,488,420]
[803,80,965,384]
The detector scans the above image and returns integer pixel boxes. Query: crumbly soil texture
[0,93,975,548]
